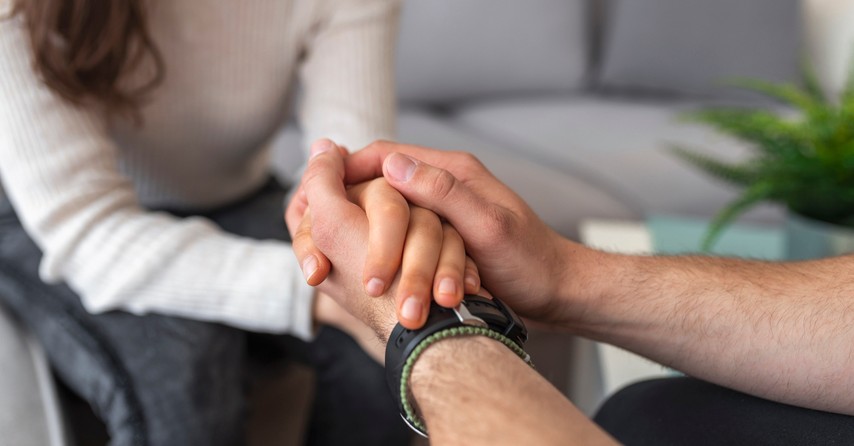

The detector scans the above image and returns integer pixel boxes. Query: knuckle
[293,223,311,244]
[482,206,516,239]
[428,169,458,201]
[300,165,325,191]
[452,151,484,170]
[465,264,478,276]
[364,257,389,272]
[376,202,409,222]
[304,150,339,175]
[458,151,481,166]
[366,139,393,152]
[442,222,463,242]
[292,226,315,254]
[368,177,388,188]
[410,206,442,234]
[451,151,489,180]
[464,262,480,282]
[398,277,431,300]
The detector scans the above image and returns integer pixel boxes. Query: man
[286,139,854,445]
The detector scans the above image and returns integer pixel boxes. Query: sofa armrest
[0,304,67,446]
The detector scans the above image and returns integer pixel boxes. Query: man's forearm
[408,335,614,445]
[567,248,854,415]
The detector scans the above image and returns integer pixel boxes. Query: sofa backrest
[395,0,803,106]
[395,0,590,106]
[597,0,802,102]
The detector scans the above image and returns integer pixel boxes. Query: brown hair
[13,0,164,116]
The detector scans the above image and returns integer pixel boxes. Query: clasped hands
[285,138,588,344]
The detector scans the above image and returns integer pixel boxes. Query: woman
[0,1,472,444]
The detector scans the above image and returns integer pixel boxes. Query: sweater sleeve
[0,15,315,338]
[297,0,400,153]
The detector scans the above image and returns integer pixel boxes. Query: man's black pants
[595,377,854,445]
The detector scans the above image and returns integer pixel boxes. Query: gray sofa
[2,0,803,443]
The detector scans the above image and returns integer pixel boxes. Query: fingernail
[302,256,318,282]
[438,278,456,296]
[310,139,335,159]
[401,296,422,322]
[386,153,416,182]
[365,277,385,296]
[465,274,479,291]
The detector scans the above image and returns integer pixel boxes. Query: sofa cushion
[453,96,785,222]
[396,109,635,238]
[396,0,590,105]
[598,0,801,101]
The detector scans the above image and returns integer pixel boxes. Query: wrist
[385,297,530,436]
[551,242,631,332]
[409,334,504,393]
[407,335,531,442]
[313,291,397,344]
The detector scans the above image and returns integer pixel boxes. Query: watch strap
[385,301,480,416]
[398,326,531,436]
[385,295,530,437]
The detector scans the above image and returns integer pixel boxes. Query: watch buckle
[452,304,488,328]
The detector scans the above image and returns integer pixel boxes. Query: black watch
[384,295,528,435]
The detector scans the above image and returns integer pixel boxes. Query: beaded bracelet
[398,326,534,434]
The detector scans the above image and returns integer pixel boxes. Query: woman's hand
[286,139,479,333]
[345,178,480,310]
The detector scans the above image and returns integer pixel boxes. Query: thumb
[382,153,498,241]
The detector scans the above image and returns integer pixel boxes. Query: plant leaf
[701,182,773,251]
[842,58,854,103]
[685,109,807,159]
[729,78,819,113]
[801,62,828,104]
[668,145,756,186]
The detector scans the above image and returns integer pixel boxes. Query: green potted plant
[671,68,854,258]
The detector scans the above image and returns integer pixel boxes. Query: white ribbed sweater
[0,0,398,338]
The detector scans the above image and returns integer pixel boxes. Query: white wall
[804,0,854,98]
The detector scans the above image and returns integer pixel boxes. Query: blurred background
[5,0,854,444]
[271,0,853,237]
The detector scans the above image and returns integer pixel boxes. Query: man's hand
[294,140,854,417]
[286,139,480,337]
[341,141,600,328]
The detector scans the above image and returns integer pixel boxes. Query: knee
[101,316,248,446]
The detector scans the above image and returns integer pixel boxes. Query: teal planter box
[785,213,854,260]
[647,214,783,260]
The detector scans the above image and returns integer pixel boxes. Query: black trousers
[594,377,854,445]
[0,180,411,446]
